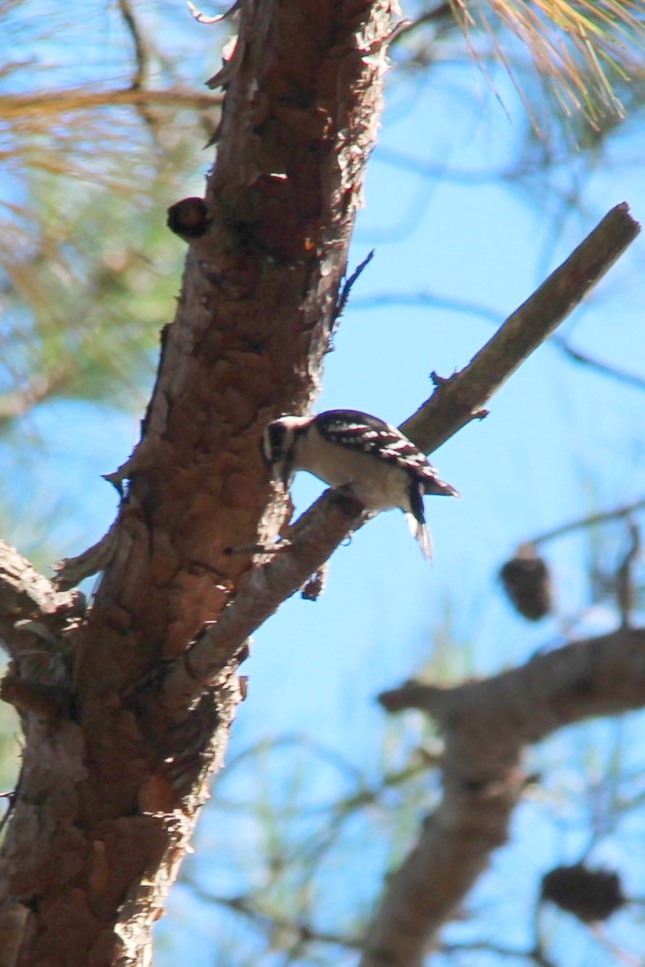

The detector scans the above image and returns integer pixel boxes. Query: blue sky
[2,8,644,964]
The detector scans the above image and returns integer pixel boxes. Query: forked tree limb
[361,627,645,967]
[162,202,641,717]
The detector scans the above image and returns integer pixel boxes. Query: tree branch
[401,202,641,452]
[0,539,83,660]
[161,202,641,717]
[362,627,645,967]
[0,87,221,117]
[527,496,645,547]
[185,881,363,952]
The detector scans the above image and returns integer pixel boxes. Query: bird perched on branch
[261,409,458,558]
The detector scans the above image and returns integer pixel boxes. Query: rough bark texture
[0,2,396,965]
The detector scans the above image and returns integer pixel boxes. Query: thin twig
[117,0,163,136]
[551,333,645,392]
[528,497,645,547]
[350,293,645,392]
[440,939,536,962]
[0,370,68,420]
[117,0,149,90]
[390,3,454,43]
[617,520,641,629]
[330,249,375,334]
[374,145,505,183]
[185,881,363,950]
[350,289,501,321]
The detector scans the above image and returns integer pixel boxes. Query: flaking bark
[0,2,397,964]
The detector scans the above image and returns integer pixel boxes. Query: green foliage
[0,0,221,421]
[1,168,188,415]
[397,0,644,130]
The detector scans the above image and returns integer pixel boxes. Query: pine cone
[541,864,626,922]
[499,543,551,620]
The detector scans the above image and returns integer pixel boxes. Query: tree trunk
[0,2,396,964]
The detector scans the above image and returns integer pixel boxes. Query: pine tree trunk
[0,2,396,964]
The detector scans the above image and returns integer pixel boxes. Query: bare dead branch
[528,496,645,547]
[161,203,641,717]
[364,627,645,967]
[401,202,641,452]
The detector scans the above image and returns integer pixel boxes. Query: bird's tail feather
[423,476,460,498]
[405,513,433,559]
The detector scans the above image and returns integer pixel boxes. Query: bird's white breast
[294,427,411,513]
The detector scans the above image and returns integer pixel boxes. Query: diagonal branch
[363,627,645,967]
[161,202,641,718]
[400,202,641,452]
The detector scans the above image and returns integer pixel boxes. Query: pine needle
[450,0,644,126]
